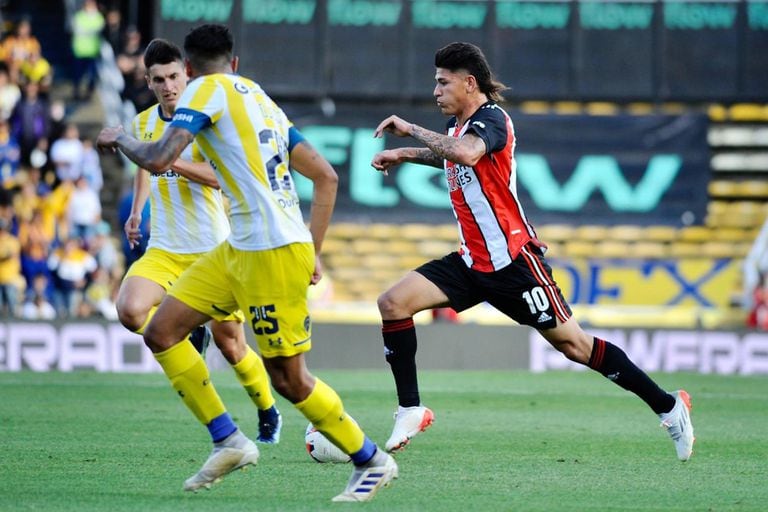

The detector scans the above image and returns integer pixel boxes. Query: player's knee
[554,336,591,364]
[268,368,314,403]
[142,321,176,353]
[116,302,147,333]
[377,290,403,318]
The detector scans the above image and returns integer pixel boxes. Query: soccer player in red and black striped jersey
[371,42,695,461]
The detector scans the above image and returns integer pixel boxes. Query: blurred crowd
[0,2,156,321]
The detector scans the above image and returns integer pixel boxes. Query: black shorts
[415,244,572,329]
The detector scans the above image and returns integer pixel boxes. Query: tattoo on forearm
[411,125,460,163]
[408,147,444,168]
[118,129,192,172]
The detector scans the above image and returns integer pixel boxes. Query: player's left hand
[374,115,414,138]
[310,254,323,285]
[96,126,125,153]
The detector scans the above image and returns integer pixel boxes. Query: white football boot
[385,405,434,452]
[659,390,695,461]
[332,449,398,502]
[183,429,260,491]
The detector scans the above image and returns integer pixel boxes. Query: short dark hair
[435,42,508,102]
[183,24,233,68]
[143,38,183,70]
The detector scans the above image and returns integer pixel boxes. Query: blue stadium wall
[155,0,768,103]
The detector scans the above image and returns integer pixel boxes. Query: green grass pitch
[1,369,766,511]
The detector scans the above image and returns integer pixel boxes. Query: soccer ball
[304,423,351,463]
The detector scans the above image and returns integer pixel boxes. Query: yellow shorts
[168,241,315,358]
[125,247,244,323]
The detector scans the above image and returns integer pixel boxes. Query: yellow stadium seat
[701,241,738,258]
[735,180,768,199]
[708,180,738,197]
[586,102,620,115]
[351,239,384,254]
[607,224,644,242]
[631,241,669,259]
[713,228,752,242]
[563,240,595,258]
[536,224,573,243]
[367,223,401,239]
[644,225,678,242]
[595,240,629,258]
[400,223,435,240]
[574,225,609,242]
[707,104,728,122]
[729,103,768,122]
[679,226,711,242]
[669,242,703,258]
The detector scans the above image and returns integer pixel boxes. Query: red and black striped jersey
[445,102,543,272]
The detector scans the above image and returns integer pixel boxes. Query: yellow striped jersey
[170,73,311,251]
[132,104,230,254]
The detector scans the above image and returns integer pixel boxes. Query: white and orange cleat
[659,390,695,461]
[385,405,434,452]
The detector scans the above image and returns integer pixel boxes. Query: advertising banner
[551,258,740,307]
[2,321,766,375]
[285,104,710,226]
[154,0,768,101]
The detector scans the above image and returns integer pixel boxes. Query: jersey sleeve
[130,115,139,139]
[170,77,225,135]
[464,105,508,155]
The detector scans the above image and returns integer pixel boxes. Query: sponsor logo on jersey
[446,164,473,192]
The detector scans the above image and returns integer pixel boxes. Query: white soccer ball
[304,423,351,463]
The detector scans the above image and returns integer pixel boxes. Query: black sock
[588,337,675,414]
[382,318,420,407]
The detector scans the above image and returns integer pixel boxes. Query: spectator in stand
[67,174,101,245]
[48,236,97,317]
[0,187,17,235]
[25,163,52,199]
[71,0,104,101]
[21,272,56,320]
[12,177,41,223]
[50,123,83,183]
[2,17,41,85]
[0,217,22,316]
[0,119,20,187]
[117,27,153,111]
[18,207,52,298]
[0,64,21,121]
[79,138,103,192]
[11,80,50,166]
[103,8,123,56]
[19,50,53,94]
[48,99,67,144]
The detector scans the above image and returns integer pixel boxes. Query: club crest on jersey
[446,163,473,192]
[234,81,249,94]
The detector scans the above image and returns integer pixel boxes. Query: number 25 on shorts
[249,304,279,336]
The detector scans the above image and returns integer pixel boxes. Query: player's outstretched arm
[97,125,193,173]
[170,160,220,188]
[289,139,338,285]
[373,114,486,167]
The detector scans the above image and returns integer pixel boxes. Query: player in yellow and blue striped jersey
[97,25,397,502]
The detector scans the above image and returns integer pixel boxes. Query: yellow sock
[154,340,227,425]
[295,378,364,454]
[135,306,157,334]
[232,346,275,411]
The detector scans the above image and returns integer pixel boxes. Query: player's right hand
[124,214,142,249]
[371,149,401,175]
